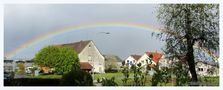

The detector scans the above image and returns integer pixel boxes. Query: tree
[101,77,118,86]
[156,4,219,83]
[121,61,130,86]
[104,54,120,72]
[34,46,80,73]
[17,63,25,75]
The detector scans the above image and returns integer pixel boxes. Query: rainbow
[5,21,218,61]
[5,21,163,58]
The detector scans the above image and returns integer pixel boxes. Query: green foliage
[17,63,25,75]
[131,64,145,86]
[172,61,190,86]
[156,4,219,82]
[34,45,80,73]
[104,55,120,71]
[104,57,119,73]
[101,77,118,86]
[55,47,80,73]
[146,56,171,86]
[60,70,93,86]
[121,61,130,86]
[34,46,60,67]
[4,78,61,86]
[30,75,62,79]
[97,78,101,83]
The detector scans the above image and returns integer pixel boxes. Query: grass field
[29,73,219,86]
[29,74,62,79]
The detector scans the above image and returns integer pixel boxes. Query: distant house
[124,55,141,68]
[137,52,163,67]
[4,60,15,72]
[24,60,33,74]
[195,60,219,76]
[4,59,34,73]
[57,40,105,73]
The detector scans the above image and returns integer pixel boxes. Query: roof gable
[145,52,163,63]
[130,55,141,61]
[56,40,91,53]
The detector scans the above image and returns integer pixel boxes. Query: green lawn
[29,74,62,79]
[93,72,124,80]
[28,73,219,86]
[93,72,175,86]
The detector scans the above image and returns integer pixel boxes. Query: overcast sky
[4,4,165,60]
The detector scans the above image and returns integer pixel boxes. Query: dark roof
[15,60,25,63]
[196,60,219,67]
[56,40,91,53]
[4,60,13,63]
[80,62,93,70]
[145,52,163,63]
[130,55,141,61]
[25,60,33,63]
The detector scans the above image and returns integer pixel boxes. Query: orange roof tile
[145,52,163,63]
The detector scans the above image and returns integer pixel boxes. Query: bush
[105,68,118,73]
[101,77,118,86]
[4,78,60,86]
[60,70,93,86]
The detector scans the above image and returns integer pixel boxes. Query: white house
[195,60,219,76]
[124,55,141,68]
[57,40,105,73]
[4,60,15,72]
[4,59,34,73]
[137,52,163,67]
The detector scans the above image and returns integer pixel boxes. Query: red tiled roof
[56,40,91,53]
[80,62,93,70]
[130,55,141,61]
[145,52,163,63]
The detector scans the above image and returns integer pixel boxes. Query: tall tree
[156,4,219,83]
[34,46,80,73]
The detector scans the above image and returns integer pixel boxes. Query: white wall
[196,62,219,76]
[78,41,105,73]
[124,56,136,68]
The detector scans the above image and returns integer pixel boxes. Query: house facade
[4,60,15,72]
[195,61,219,76]
[137,52,163,67]
[57,40,105,73]
[4,59,34,73]
[124,55,141,68]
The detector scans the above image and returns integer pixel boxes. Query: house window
[88,55,92,62]
[130,61,132,65]
[127,60,129,64]
[198,68,203,71]
[89,45,91,48]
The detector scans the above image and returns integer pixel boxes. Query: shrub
[97,78,101,83]
[17,63,25,75]
[60,70,93,86]
[105,68,118,73]
[101,77,118,86]
[4,78,60,86]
